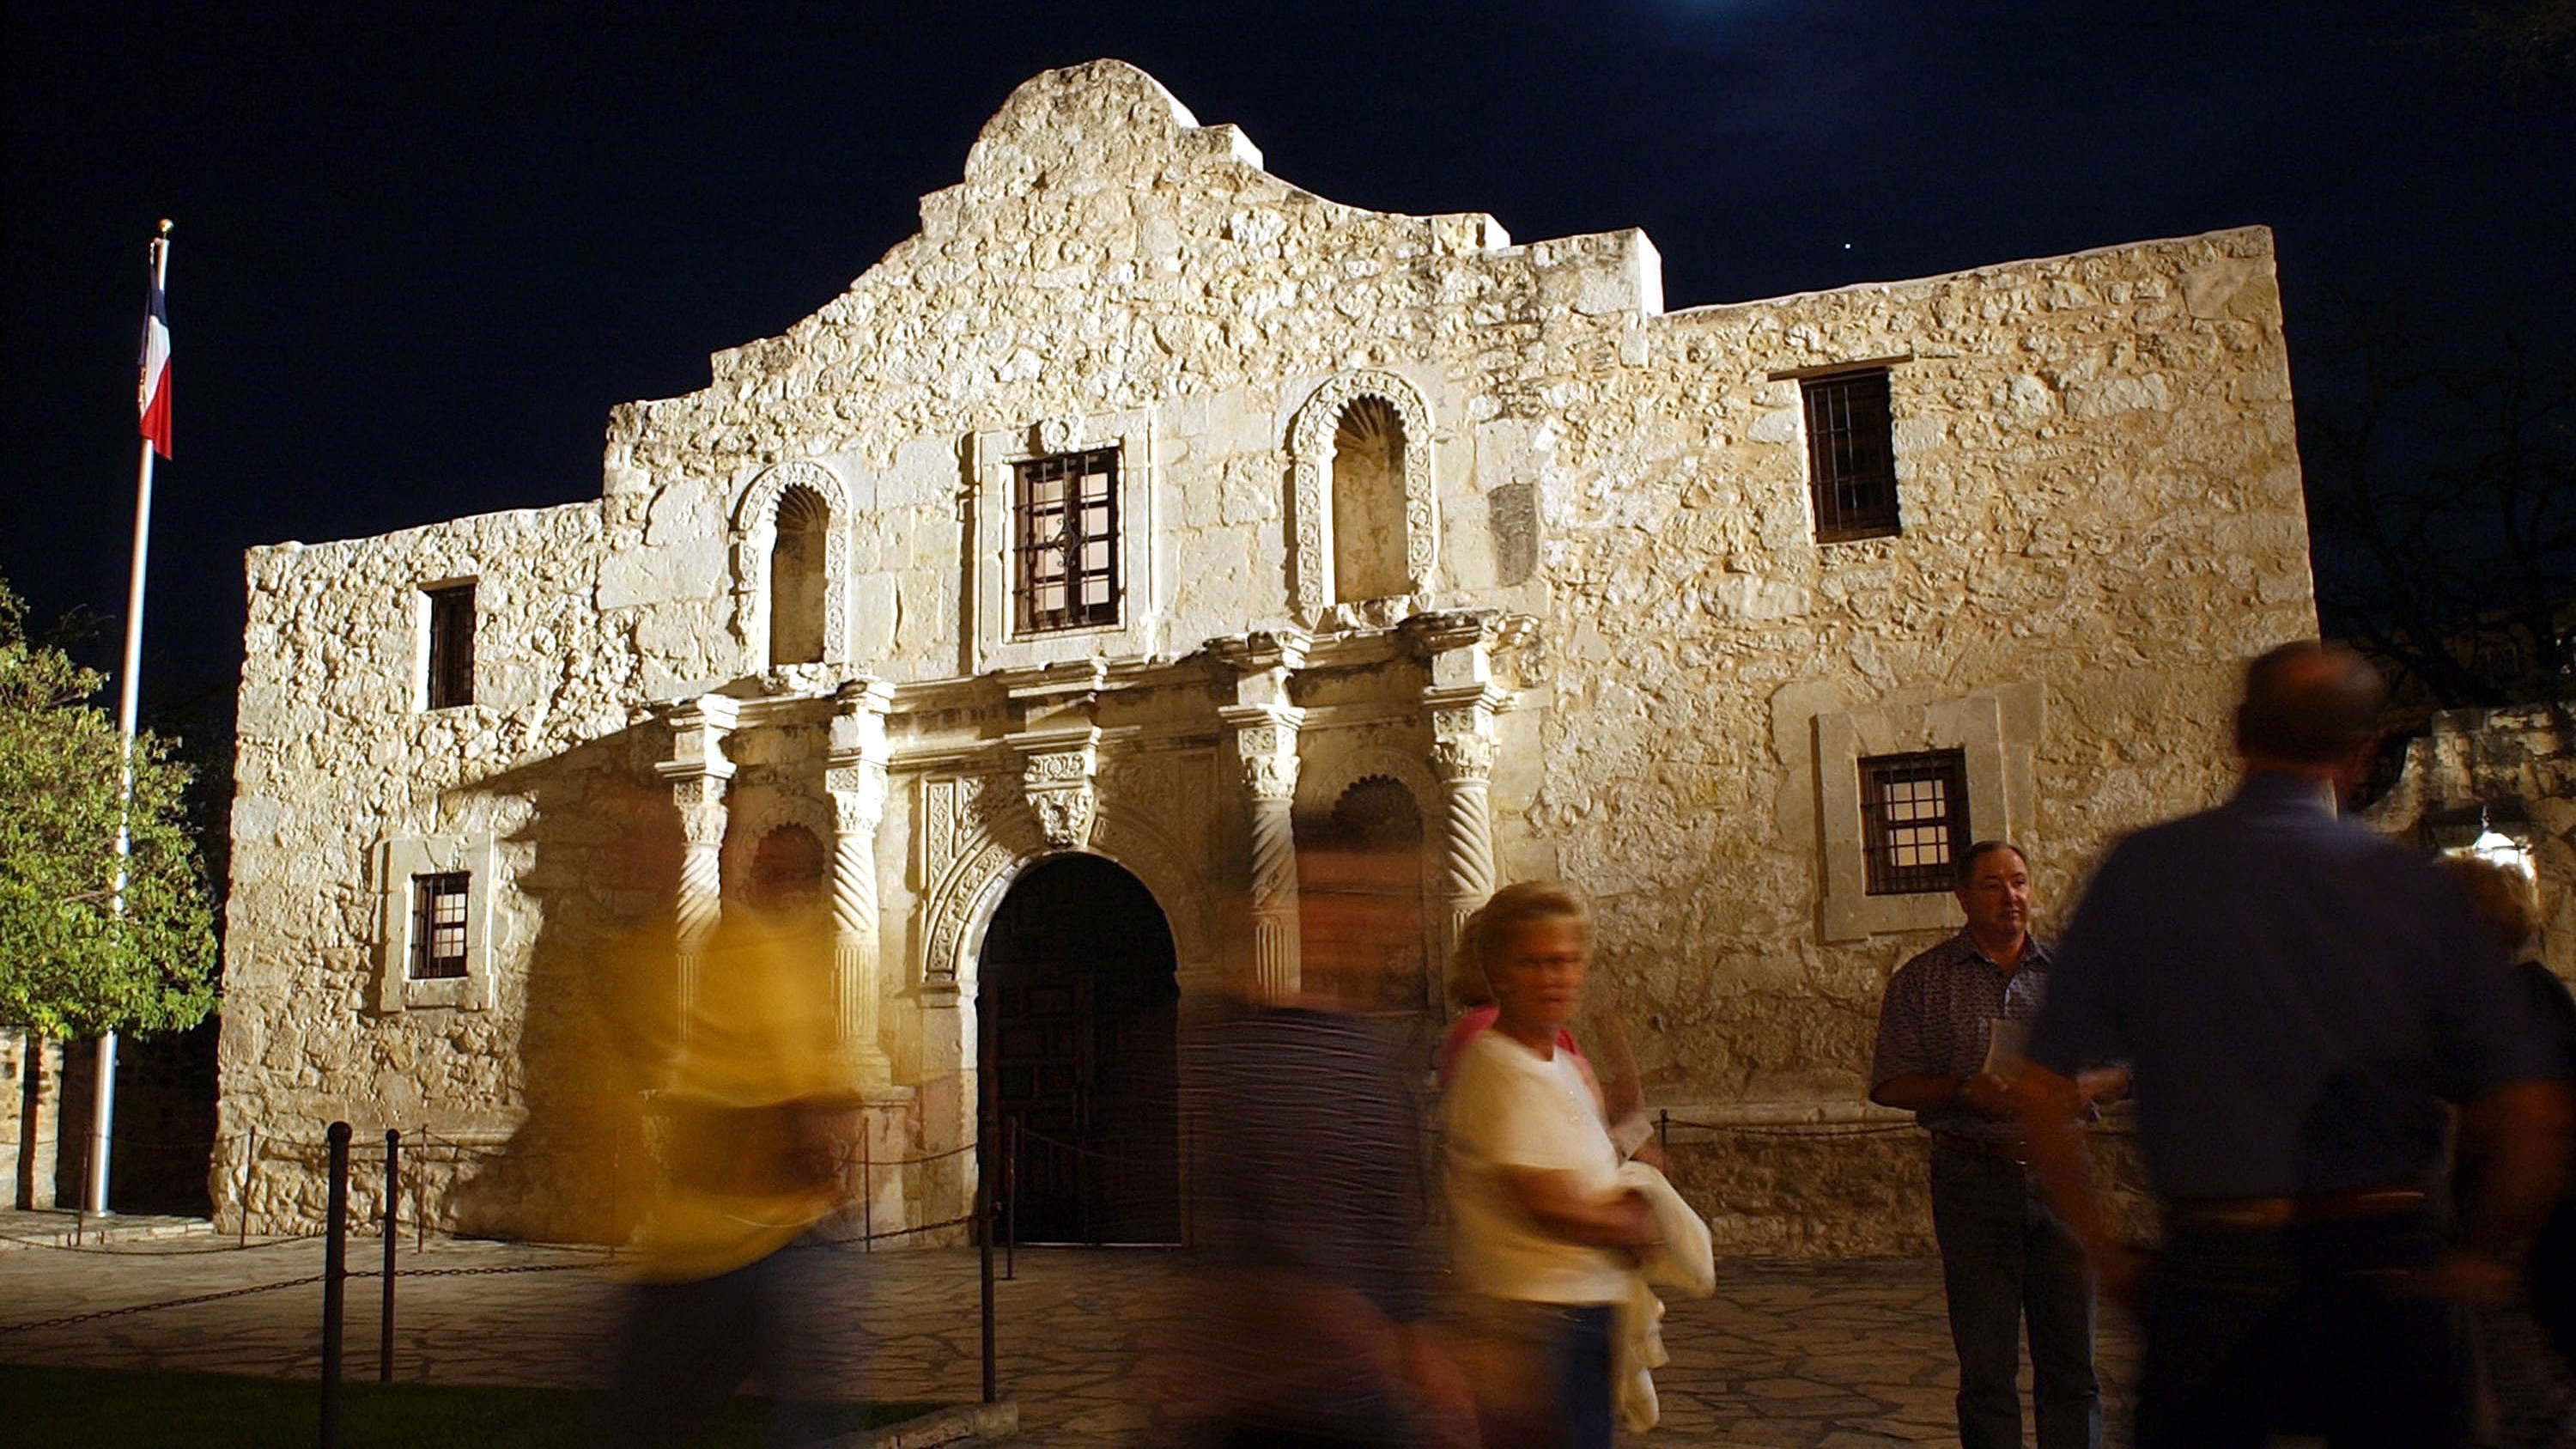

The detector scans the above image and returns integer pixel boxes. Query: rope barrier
[816,1212,980,1251]
[0,1274,327,1336]
[1010,1123,1169,1169]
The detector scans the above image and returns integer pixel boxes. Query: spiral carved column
[827,775,890,1082]
[1220,704,1305,1001]
[828,678,896,1081]
[1429,729,1498,967]
[1405,610,1517,974]
[1244,741,1303,1001]
[1213,633,1311,1002]
[655,695,739,1027]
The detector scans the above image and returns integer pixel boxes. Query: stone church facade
[213,60,2316,1252]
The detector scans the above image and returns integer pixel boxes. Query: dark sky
[6,0,2572,710]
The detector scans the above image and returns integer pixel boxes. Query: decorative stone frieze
[1016,729,1103,849]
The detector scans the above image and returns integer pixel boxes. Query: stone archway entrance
[978,855,1180,1245]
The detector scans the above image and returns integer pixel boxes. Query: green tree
[0,576,216,1038]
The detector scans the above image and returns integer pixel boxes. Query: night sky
[6,1,2572,713]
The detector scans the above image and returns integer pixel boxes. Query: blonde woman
[1443,883,1659,1449]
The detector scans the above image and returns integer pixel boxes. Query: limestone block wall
[216,58,2315,1251]
[216,502,651,1237]
[1499,226,2316,1256]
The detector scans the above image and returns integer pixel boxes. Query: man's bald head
[2234,642,2387,767]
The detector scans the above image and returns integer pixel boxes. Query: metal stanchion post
[415,1126,428,1254]
[1657,1109,1669,1157]
[861,1123,872,1255]
[978,1160,997,1405]
[380,1129,398,1384]
[239,1126,258,1248]
[321,1121,350,1449]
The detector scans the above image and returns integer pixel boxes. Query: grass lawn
[0,1364,940,1448]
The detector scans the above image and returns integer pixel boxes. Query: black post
[380,1129,398,1383]
[238,1126,257,1248]
[321,1121,350,1449]
[977,982,999,1403]
[978,1157,997,1404]
[1657,1109,1669,1157]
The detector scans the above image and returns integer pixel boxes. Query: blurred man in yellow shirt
[606,822,865,1447]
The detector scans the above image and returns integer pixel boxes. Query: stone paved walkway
[0,1233,2137,1447]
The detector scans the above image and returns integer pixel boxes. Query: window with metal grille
[410,872,470,980]
[1803,369,1900,542]
[424,582,476,709]
[1859,750,1969,895]
[1013,448,1120,634]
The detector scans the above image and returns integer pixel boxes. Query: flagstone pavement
[0,1227,2138,1447]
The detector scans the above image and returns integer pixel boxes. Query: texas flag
[137,265,171,458]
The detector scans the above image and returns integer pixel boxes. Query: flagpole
[90,218,173,1219]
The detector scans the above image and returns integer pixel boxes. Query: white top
[1443,1028,1631,1305]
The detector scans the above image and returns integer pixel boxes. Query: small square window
[1859,750,1969,895]
[1013,449,1120,634]
[410,872,471,979]
[1803,369,1899,543]
[424,582,476,709]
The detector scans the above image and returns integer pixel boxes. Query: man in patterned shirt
[1870,841,2120,1449]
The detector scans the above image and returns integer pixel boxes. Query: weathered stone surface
[2367,702,2576,983]
[215,59,2314,1251]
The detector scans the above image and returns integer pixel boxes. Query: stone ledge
[0,1209,217,1251]
[807,1398,1018,1449]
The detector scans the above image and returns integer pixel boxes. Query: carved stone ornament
[1429,732,1497,783]
[1242,752,1300,803]
[827,764,889,833]
[1287,370,1437,619]
[1032,416,1083,455]
[1021,742,1101,849]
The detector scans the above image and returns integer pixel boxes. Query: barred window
[1859,751,1969,895]
[1014,448,1120,634]
[410,873,471,980]
[424,582,476,709]
[1803,369,1899,542]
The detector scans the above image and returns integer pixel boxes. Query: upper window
[1859,750,1969,895]
[1014,447,1121,634]
[409,872,471,979]
[1802,369,1899,543]
[424,581,476,709]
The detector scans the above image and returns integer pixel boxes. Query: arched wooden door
[977,855,1180,1245]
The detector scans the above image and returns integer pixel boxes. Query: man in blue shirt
[1872,841,2117,1449]
[2016,642,2573,1448]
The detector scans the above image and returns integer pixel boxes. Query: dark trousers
[1929,1145,2101,1449]
[1545,1304,1616,1449]
[2136,1211,2467,1449]
[1469,1300,1616,1449]
[607,1241,847,1449]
